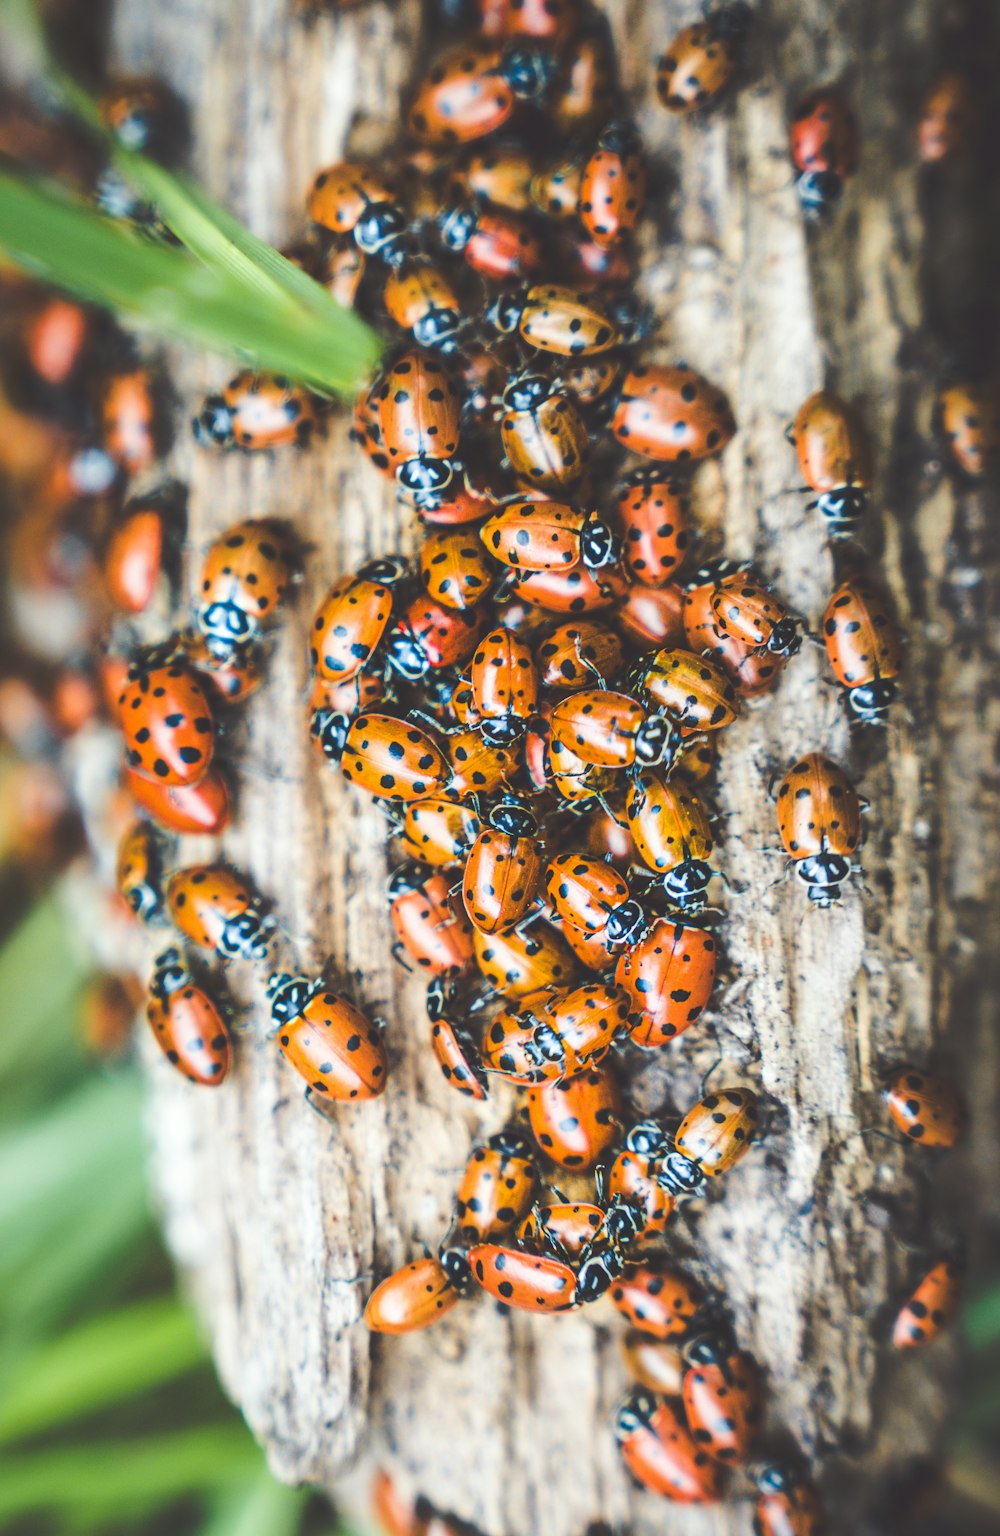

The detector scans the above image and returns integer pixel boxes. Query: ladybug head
[634,712,679,767]
[596,117,641,156]
[484,286,527,337]
[796,851,850,905]
[397,456,456,496]
[604,1197,645,1246]
[425,972,454,1022]
[769,616,802,657]
[386,859,425,900]
[661,857,712,908]
[816,485,868,530]
[488,795,537,837]
[796,169,843,220]
[499,43,557,101]
[437,205,478,254]
[682,1329,732,1369]
[575,1249,616,1305]
[605,898,647,948]
[385,625,430,682]
[309,706,351,762]
[412,305,462,353]
[151,946,188,997]
[358,553,411,588]
[193,395,235,448]
[502,372,551,413]
[96,167,157,226]
[656,1148,707,1199]
[480,714,528,747]
[625,1119,670,1157]
[199,598,256,655]
[579,514,620,571]
[487,1128,532,1160]
[266,970,313,1024]
[437,1240,475,1295]
[751,1461,802,1496]
[614,1389,655,1443]
[525,1019,565,1073]
[846,675,895,724]
[353,202,409,267]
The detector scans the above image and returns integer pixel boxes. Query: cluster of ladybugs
[26,5,982,1532]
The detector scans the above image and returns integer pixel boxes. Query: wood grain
[108,0,1000,1531]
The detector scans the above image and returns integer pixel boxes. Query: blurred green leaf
[202,1475,312,1536]
[964,1285,1000,1349]
[0,898,87,1079]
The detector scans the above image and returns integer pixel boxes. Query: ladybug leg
[303,1087,339,1124]
[512,902,545,939]
[410,706,458,737]
[391,941,414,973]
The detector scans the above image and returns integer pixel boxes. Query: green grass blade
[964,1286,1000,1349]
[0,899,87,1078]
[202,1475,311,1536]
[0,1296,205,1444]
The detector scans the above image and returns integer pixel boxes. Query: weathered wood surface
[109,0,1000,1531]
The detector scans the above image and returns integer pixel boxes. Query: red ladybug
[480,499,619,574]
[823,577,902,723]
[467,1243,577,1312]
[463,796,544,934]
[655,6,750,115]
[617,581,686,650]
[383,260,462,352]
[408,43,520,147]
[166,864,275,961]
[790,88,859,218]
[499,373,589,488]
[118,653,216,788]
[197,517,298,659]
[613,365,735,464]
[789,389,873,536]
[711,570,802,658]
[311,557,409,684]
[469,626,539,743]
[605,1121,676,1238]
[615,915,717,1046]
[482,981,630,1084]
[389,864,476,974]
[610,1260,702,1337]
[625,770,714,908]
[472,921,578,998]
[22,296,90,388]
[419,528,494,612]
[268,970,387,1106]
[882,1068,966,1149]
[439,205,545,282]
[621,1334,685,1398]
[516,1200,604,1258]
[544,852,644,944]
[536,620,624,690]
[892,1258,962,1348]
[550,688,677,772]
[104,504,165,614]
[752,1462,826,1536]
[486,283,619,357]
[194,371,318,450]
[669,1086,759,1188]
[615,469,692,585]
[339,713,450,801]
[364,1257,460,1333]
[125,765,232,835]
[640,646,740,730]
[580,121,646,248]
[102,369,158,475]
[426,975,489,1100]
[526,1064,621,1170]
[146,948,232,1086]
[376,351,462,499]
[776,752,861,906]
[446,727,519,798]
[388,595,488,681]
[682,562,784,699]
[452,1130,539,1241]
[681,1333,762,1462]
[510,563,619,614]
[614,1391,722,1502]
[306,160,407,266]
[116,820,163,923]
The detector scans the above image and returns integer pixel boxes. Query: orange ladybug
[656,6,749,115]
[789,389,873,536]
[104,503,166,614]
[621,1334,685,1397]
[268,970,387,1105]
[426,974,488,1101]
[463,797,543,934]
[472,922,578,998]
[615,915,717,1046]
[682,561,784,699]
[125,765,232,835]
[446,727,519,798]
[640,646,740,730]
[306,160,407,265]
[549,688,677,771]
[606,1122,676,1238]
[499,373,589,489]
[469,626,539,743]
[882,1068,966,1149]
[487,283,619,357]
[398,794,481,868]
[753,1463,826,1536]
[610,1260,702,1338]
[580,120,646,248]
[681,1333,763,1462]
[183,631,264,705]
[389,864,476,975]
[467,1243,577,1312]
[146,948,232,1087]
[530,157,583,220]
[365,1257,460,1333]
[452,1130,539,1242]
[711,570,802,658]
[625,770,714,907]
[194,371,318,450]
[672,1086,758,1182]
[197,517,298,659]
[454,145,535,211]
[616,581,686,650]
[937,380,999,478]
[615,469,692,585]
[526,1064,621,1170]
[613,365,736,463]
[118,654,216,788]
[481,499,619,574]
[102,369,158,475]
[775,752,861,906]
[482,981,630,1084]
[311,557,408,683]
[536,619,623,689]
[516,1200,604,1258]
[547,26,616,138]
[614,1391,722,1502]
[419,528,494,611]
[340,713,450,801]
[166,864,275,961]
[407,42,518,147]
[510,563,620,613]
[383,260,462,352]
[790,87,859,219]
[439,204,545,282]
[376,351,462,497]
[116,820,163,923]
[822,577,902,724]
[892,1258,962,1348]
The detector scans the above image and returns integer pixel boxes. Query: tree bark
[108,1,1000,1532]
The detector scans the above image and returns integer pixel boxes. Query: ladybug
[311,557,410,683]
[614,469,692,586]
[616,915,717,1046]
[468,1243,577,1312]
[510,563,620,613]
[557,357,623,409]
[320,239,366,310]
[146,948,232,1086]
[640,646,740,731]
[399,794,481,868]
[667,1086,759,1188]
[499,373,589,488]
[126,765,232,835]
[473,922,578,998]
[918,72,977,164]
[613,364,736,463]
[419,529,494,612]
[822,577,902,723]
[22,296,91,388]
[375,352,462,498]
[383,260,463,352]
[605,1121,676,1237]
[626,770,714,907]
[197,518,298,659]
[536,620,623,690]
[610,1260,703,1337]
[340,713,450,801]
[526,1064,621,1170]
[193,371,318,450]
[268,970,387,1104]
[104,503,165,614]
[892,1258,962,1349]
[545,852,647,946]
[553,922,623,977]
[364,1257,460,1333]
[407,43,520,147]
[389,864,476,974]
[579,120,646,248]
[621,1334,685,1398]
[438,205,545,282]
[463,796,543,934]
[455,146,535,211]
[574,1196,646,1301]
[425,974,489,1100]
[453,1130,539,1241]
[776,752,861,905]
[516,1200,604,1258]
[309,664,386,730]
[681,561,783,699]
[118,654,216,787]
[676,735,717,784]
[752,1462,826,1536]
[550,688,678,772]
[102,369,157,475]
[116,820,163,923]
[530,157,583,220]
[487,283,619,357]
[617,581,686,650]
[711,570,801,658]
[469,627,539,743]
[306,161,407,266]
[614,1391,722,1502]
[99,76,186,160]
[789,389,873,535]
[480,500,619,574]
[481,981,630,1084]
[681,1333,763,1463]
[882,1068,966,1149]
[937,381,999,478]
[353,379,393,477]
[447,727,519,798]
[184,633,264,704]
[655,6,750,115]
[547,26,616,137]
[388,595,488,680]
[790,88,859,218]
[495,0,582,44]
[166,864,275,961]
